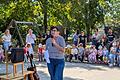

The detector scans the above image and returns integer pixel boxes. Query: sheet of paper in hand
[44,50,50,63]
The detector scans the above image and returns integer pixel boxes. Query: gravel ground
[0,62,120,80]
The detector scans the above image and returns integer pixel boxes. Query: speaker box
[11,48,24,63]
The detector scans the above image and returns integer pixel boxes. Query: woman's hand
[51,38,64,53]
[51,38,55,43]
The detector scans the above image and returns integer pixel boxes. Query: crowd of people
[65,28,120,67]
[65,41,120,67]
[0,29,36,63]
[0,27,119,80]
[0,28,119,66]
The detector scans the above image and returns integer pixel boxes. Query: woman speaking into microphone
[46,26,66,80]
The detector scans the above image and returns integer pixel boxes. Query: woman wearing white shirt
[26,29,36,50]
[2,29,11,50]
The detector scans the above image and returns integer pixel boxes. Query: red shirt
[38,48,43,54]
[23,47,28,54]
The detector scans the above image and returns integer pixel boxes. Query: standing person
[46,26,66,80]
[2,29,12,51]
[23,44,28,63]
[38,43,44,62]
[44,31,50,45]
[26,29,36,50]
[79,31,87,48]
[107,28,115,51]
[92,29,99,50]
[107,28,115,43]
[72,30,79,46]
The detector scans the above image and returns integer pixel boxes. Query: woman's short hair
[50,26,59,31]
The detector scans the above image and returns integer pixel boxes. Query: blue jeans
[117,55,120,65]
[3,41,11,50]
[109,53,116,64]
[103,52,109,59]
[73,41,78,46]
[47,58,65,80]
[31,43,35,50]
[24,54,28,62]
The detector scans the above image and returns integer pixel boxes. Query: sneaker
[109,64,113,67]
[113,63,116,66]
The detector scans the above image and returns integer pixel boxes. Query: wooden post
[5,50,8,78]
[14,20,25,46]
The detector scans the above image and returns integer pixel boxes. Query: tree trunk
[43,0,47,33]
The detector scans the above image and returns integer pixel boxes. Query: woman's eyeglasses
[52,30,57,32]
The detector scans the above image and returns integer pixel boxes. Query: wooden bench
[0,71,34,80]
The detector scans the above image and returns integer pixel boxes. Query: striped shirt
[46,36,65,59]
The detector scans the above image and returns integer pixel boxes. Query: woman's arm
[53,42,65,53]
[52,37,65,53]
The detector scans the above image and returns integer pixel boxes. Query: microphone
[52,43,54,46]
[51,35,54,46]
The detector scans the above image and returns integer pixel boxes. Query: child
[23,44,28,62]
[96,45,103,63]
[102,46,109,63]
[27,43,34,60]
[84,45,91,61]
[88,45,97,63]
[73,44,79,60]
[69,44,78,62]
[78,43,85,62]
[116,43,120,67]
[109,42,117,67]
[65,44,72,61]
[0,45,4,62]
[38,43,44,62]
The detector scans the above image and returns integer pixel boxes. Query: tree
[0,0,119,37]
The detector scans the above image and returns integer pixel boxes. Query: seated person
[78,43,85,62]
[109,42,117,67]
[102,46,109,63]
[116,43,120,67]
[65,44,72,61]
[88,45,97,63]
[96,45,103,63]
[69,44,78,62]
